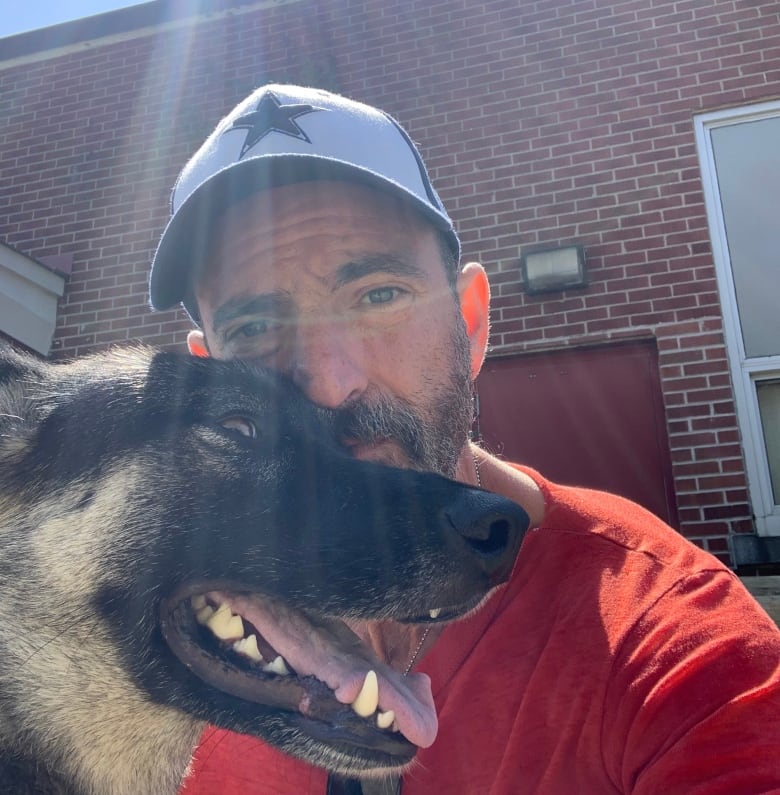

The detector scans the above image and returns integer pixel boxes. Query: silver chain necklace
[403,627,430,676]
[404,454,483,676]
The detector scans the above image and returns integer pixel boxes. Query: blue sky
[0,1,147,39]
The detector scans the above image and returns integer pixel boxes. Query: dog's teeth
[262,655,291,676]
[376,709,395,730]
[195,605,215,625]
[351,670,379,718]
[206,604,244,641]
[429,608,442,619]
[232,634,263,663]
[190,594,208,610]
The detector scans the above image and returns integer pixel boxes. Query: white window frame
[695,101,780,535]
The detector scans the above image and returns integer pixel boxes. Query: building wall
[2,0,780,563]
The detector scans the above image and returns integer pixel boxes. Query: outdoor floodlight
[521,244,587,294]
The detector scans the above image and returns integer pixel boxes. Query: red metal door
[475,341,677,526]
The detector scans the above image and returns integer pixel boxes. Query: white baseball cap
[149,84,460,318]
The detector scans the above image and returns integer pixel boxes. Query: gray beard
[333,319,474,479]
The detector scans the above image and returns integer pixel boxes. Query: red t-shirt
[180,467,780,794]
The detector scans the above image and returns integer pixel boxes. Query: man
[150,84,780,793]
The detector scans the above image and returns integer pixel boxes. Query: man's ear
[456,262,490,378]
[186,329,210,358]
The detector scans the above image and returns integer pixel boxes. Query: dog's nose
[443,491,530,585]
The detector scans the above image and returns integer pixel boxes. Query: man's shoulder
[509,462,721,575]
[497,464,780,646]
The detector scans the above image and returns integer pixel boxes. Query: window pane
[757,379,780,505]
[711,117,780,358]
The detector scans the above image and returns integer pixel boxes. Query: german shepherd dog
[0,343,528,794]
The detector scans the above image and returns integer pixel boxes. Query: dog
[0,343,528,794]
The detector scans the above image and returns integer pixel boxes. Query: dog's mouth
[159,582,459,760]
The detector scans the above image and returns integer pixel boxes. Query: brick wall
[2,0,780,562]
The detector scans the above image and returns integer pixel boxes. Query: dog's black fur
[0,344,527,794]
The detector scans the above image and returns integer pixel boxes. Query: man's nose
[288,327,368,409]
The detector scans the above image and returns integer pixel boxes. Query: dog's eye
[218,416,257,439]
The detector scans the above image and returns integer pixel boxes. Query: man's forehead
[193,182,444,323]
[197,182,438,282]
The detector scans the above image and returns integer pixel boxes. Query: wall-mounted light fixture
[521,244,587,294]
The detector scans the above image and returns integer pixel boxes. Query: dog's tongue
[211,591,438,749]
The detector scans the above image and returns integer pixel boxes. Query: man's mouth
[340,438,414,469]
[159,583,458,753]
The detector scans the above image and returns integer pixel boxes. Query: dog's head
[0,344,528,782]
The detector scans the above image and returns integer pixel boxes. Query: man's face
[194,180,474,478]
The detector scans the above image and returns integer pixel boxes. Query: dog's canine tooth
[262,655,291,676]
[376,709,395,730]
[232,634,263,663]
[206,604,244,641]
[351,670,379,717]
[429,608,442,619]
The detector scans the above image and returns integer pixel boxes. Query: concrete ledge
[730,533,780,566]
[740,576,780,627]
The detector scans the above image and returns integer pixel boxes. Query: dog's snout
[444,492,530,585]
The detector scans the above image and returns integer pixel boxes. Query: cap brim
[150,154,459,318]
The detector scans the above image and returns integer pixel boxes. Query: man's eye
[228,319,277,340]
[362,287,402,305]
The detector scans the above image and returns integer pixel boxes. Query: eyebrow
[212,292,292,334]
[332,254,426,289]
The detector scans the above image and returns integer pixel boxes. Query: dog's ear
[0,342,50,440]
[0,341,45,386]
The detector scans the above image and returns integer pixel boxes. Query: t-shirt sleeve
[178,727,328,794]
[602,569,780,794]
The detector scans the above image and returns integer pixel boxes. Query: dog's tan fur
[0,461,203,794]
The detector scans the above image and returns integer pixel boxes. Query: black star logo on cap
[228,92,325,158]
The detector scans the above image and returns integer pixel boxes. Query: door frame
[694,100,780,535]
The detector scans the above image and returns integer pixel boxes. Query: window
[757,380,780,506]
[696,102,780,535]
